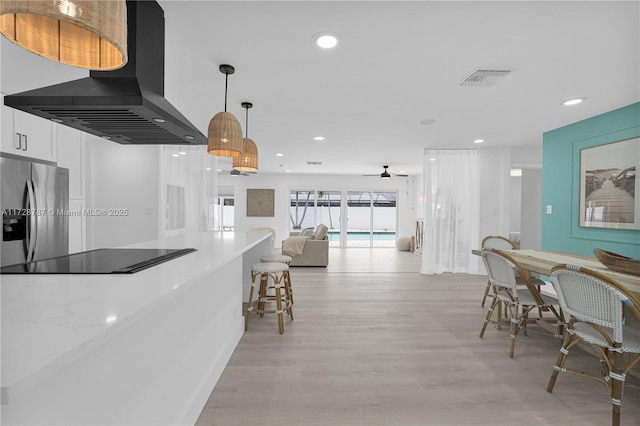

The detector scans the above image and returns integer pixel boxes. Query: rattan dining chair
[479,249,563,358]
[480,236,518,307]
[546,264,640,426]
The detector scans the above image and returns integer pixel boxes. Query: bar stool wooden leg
[283,270,294,320]
[258,273,268,317]
[275,285,284,334]
[245,271,257,331]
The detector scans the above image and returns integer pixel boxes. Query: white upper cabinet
[1,93,57,162]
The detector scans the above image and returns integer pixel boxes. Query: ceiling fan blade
[392,173,409,177]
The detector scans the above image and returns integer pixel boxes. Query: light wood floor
[196,249,640,426]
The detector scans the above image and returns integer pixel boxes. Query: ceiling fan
[218,169,252,176]
[364,165,409,179]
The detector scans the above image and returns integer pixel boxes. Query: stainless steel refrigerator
[1,156,69,267]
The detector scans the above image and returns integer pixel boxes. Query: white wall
[85,137,161,249]
[510,176,522,232]
[512,145,542,168]
[520,168,542,249]
[477,148,512,239]
[218,173,416,247]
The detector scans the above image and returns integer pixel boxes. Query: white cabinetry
[1,93,57,162]
[56,124,87,253]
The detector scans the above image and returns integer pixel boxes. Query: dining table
[473,248,640,377]
[474,249,640,293]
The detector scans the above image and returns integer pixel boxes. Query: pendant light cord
[224,72,229,112]
[245,106,249,138]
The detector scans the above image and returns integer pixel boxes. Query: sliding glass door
[346,191,397,247]
[317,191,341,247]
[290,190,342,245]
[371,192,397,247]
[290,189,396,248]
[346,191,372,247]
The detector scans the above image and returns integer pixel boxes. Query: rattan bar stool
[245,262,293,334]
[261,254,294,305]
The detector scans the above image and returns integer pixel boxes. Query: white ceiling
[2,1,639,177]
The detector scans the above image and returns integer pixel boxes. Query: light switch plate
[546,205,553,214]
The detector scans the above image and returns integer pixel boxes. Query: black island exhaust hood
[4,0,206,146]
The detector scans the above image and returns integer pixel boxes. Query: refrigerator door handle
[26,180,37,262]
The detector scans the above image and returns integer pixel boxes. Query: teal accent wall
[541,102,640,258]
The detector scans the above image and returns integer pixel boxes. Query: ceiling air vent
[458,69,512,87]
[307,161,322,166]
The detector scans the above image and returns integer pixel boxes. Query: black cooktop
[0,248,197,274]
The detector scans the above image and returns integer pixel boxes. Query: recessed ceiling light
[473,139,485,144]
[205,167,212,171]
[313,32,339,49]
[429,158,436,162]
[184,135,194,140]
[51,118,63,123]
[172,154,180,157]
[153,117,166,123]
[314,136,325,141]
[285,170,292,173]
[276,153,284,157]
[178,151,187,155]
[563,98,585,106]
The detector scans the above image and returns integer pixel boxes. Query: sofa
[283,224,329,267]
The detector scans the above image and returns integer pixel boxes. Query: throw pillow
[315,224,329,241]
[300,227,314,236]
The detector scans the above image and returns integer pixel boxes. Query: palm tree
[290,191,312,229]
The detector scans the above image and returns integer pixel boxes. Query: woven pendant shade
[208,111,243,157]
[233,138,259,172]
[0,0,127,70]
[208,64,243,157]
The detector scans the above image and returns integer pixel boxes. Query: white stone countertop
[1,231,269,403]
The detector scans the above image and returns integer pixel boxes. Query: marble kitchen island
[1,231,271,425]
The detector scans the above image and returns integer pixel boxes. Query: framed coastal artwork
[579,137,639,230]
[246,189,275,217]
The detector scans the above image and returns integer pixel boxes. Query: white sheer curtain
[160,146,218,236]
[421,149,482,275]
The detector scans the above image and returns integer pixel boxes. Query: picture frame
[246,189,275,217]
[579,137,639,230]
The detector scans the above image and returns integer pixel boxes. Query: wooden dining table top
[472,248,640,295]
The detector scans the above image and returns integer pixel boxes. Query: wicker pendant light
[0,0,127,70]
[208,64,243,157]
[233,102,259,172]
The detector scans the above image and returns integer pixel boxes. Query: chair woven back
[482,235,517,250]
[481,249,547,304]
[481,249,520,296]
[551,264,640,343]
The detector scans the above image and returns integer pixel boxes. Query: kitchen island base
[1,232,272,425]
